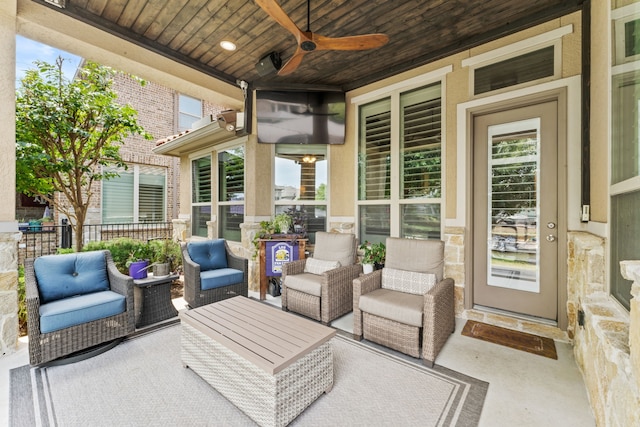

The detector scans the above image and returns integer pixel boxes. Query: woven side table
[133,274,179,328]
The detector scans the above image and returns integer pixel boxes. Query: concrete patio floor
[1,291,595,426]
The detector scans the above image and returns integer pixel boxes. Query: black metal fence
[18,220,173,265]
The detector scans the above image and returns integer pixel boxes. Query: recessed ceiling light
[220,40,237,51]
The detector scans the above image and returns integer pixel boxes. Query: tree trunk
[74,206,87,252]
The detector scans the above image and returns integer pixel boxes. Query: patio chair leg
[423,358,434,368]
[353,333,362,341]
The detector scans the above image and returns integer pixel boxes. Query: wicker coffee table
[180,296,336,427]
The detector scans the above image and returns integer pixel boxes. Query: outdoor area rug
[10,323,488,426]
[462,319,558,359]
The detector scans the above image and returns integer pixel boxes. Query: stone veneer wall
[0,232,20,356]
[568,231,640,426]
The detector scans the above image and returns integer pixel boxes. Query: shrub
[18,266,27,336]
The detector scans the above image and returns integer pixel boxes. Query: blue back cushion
[34,251,110,304]
[187,240,228,271]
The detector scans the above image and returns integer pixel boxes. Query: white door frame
[451,76,582,331]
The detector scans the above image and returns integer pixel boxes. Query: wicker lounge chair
[281,232,362,324]
[25,250,135,366]
[353,238,455,367]
[181,239,248,308]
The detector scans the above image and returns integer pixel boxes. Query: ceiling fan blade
[255,0,305,42]
[278,48,308,76]
[314,33,389,51]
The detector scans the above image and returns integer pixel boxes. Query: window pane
[218,147,245,201]
[610,191,640,310]
[192,205,210,238]
[359,98,391,200]
[612,71,640,184]
[275,144,327,201]
[219,205,243,241]
[474,46,554,95]
[359,205,389,244]
[192,156,211,203]
[179,94,202,131]
[103,172,134,223]
[625,18,640,58]
[275,205,326,244]
[400,204,441,239]
[400,84,442,199]
[139,174,165,223]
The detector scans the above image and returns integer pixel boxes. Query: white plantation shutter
[139,165,166,222]
[359,98,391,200]
[400,85,442,199]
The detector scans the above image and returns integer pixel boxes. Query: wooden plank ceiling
[42,0,585,91]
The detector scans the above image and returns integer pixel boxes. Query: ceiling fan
[255,0,389,76]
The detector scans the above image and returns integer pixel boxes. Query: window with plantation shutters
[192,156,211,238]
[357,82,443,243]
[138,165,166,222]
[102,165,166,224]
[218,147,244,241]
[359,98,391,201]
[400,85,442,199]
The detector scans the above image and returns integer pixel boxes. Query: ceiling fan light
[302,155,316,163]
[220,40,237,51]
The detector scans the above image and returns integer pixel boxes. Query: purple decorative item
[129,260,149,279]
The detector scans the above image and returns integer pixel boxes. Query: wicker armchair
[353,238,455,367]
[26,250,135,366]
[181,239,248,308]
[282,232,362,325]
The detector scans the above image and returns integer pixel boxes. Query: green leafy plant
[148,238,181,273]
[273,213,292,234]
[18,265,27,336]
[359,241,386,267]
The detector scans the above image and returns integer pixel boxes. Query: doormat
[461,320,557,359]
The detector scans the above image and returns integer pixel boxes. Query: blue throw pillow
[34,251,110,304]
[187,240,228,271]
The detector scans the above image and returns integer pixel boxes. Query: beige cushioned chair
[353,237,455,367]
[282,232,362,324]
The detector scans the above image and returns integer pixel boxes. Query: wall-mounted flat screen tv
[256,90,346,144]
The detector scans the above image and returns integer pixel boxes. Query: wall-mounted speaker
[255,51,282,77]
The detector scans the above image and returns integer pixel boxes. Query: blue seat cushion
[34,251,110,304]
[200,268,244,291]
[187,240,228,271]
[39,290,126,334]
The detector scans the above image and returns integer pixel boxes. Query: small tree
[16,57,151,251]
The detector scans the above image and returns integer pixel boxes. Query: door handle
[546,234,556,242]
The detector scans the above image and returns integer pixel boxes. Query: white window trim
[101,164,166,223]
[462,25,572,98]
[353,71,448,238]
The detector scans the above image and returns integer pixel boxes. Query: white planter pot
[362,263,374,274]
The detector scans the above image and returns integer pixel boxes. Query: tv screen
[256,90,346,144]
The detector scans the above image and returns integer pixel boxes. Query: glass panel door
[487,119,540,293]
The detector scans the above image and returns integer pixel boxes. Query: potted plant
[150,238,177,277]
[126,249,149,280]
[359,241,386,274]
[41,216,54,231]
[273,212,293,234]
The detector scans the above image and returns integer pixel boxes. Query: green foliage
[82,238,154,274]
[148,239,182,272]
[17,266,27,336]
[359,241,386,265]
[80,238,182,274]
[15,57,152,251]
